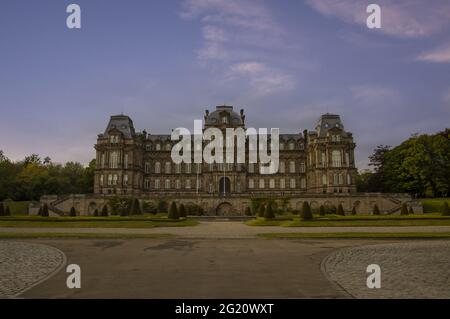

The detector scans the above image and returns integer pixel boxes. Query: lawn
[258,232,450,239]
[246,214,450,227]
[0,232,172,239]
[421,198,450,214]
[0,216,198,228]
[0,201,31,215]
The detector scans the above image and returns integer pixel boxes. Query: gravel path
[0,241,66,298]
[1,222,450,238]
[322,241,450,298]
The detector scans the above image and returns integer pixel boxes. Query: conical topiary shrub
[245,207,252,216]
[179,204,187,218]
[101,205,108,217]
[130,198,142,215]
[301,201,313,220]
[168,202,179,220]
[401,203,409,215]
[69,206,76,217]
[337,204,345,216]
[93,209,99,217]
[4,206,10,216]
[0,203,4,216]
[258,204,265,218]
[373,204,380,215]
[351,206,357,215]
[319,205,325,216]
[41,203,49,217]
[408,206,414,215]
[442,202,450,216]
[264,203,275,219]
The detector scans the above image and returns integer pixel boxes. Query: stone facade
[93,106,357,197]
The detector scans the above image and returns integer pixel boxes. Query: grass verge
[0,232,172,239]
[258,232,450,239]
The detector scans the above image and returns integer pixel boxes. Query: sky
[0,0,449,170]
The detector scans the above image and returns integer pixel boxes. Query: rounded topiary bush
[442,202,450,216]
[301,201,313,220]
[168,202,179,220]
[373,204,380,215]
[69,207,76,217]
[319,205,325,217]
[179,204,187,218]
[264,203,275,219]
[401,203,409,215]
[337,204,345,216]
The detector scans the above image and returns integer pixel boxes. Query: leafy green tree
[69,207,76,217]
[408,206,414,215]
[179,204,187,218]
[93,209,99,217]
[245,207,252,216]
[157,200,168,214]
[442,202,450,216]
[337,204,345,216]
[0,202,4,216]
[101,205,109,217]
[4,206,10,216]
[264,203,275,219]
[168,202,179,220]
[351,206,357,215]
[373,204,380,215]
[301,202,313,220]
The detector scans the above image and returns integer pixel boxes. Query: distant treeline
[0,152,94,201]
[357,129,450,198]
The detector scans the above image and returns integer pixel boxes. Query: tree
[0,202,4,216]
[264,203,275,219]
[337,204,345,216]
[319,205,325,216]
[4,206,10,216]
[198,207,205,216]
[130,198,142,215]
[93,209,99,217]
[69,206,76,217]
[245,207,252,216]
[352,206,357,215]
[41,203,49,217]
[168,202,179,219]
[179,204,187,218]
[408,206,414,215]
[301,201,313,220]
[401,203,409,215]
[101,205,108,217]
[373,204,380,215]
[442,202,450,216]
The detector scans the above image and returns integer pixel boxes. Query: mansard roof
[104,115,136,138]
[204,105,244,126]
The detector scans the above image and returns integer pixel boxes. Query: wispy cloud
[417,44,450,63]
[306,0,450,38]
[179,0,297,96]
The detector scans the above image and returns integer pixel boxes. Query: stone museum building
[94,106,357,197]
[39,105,422,216]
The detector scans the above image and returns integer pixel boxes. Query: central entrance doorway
[219,177,231,196]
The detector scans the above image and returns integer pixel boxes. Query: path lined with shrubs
[2,221,450,238]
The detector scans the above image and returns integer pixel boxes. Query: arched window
[279,161,285,173]
[259,179,265,189]
[155,143,161,151]
[175,180,181,189]
[248,179,254,189]
[165,162,171,174]
[269,179,275,189]
[110,151,118,169]
[332,150,341,168]
[155,179,160,189]
[155,162,161,174]
[290,178,296,189]
[165,179,170,189]
[289,161,295,173]
[347,174,351,185]
[289,142,295,150]
[322,174,327,185]
[280,178,285,189]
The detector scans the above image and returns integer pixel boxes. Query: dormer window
[222,116,228,124]
[110,135,119,143]
[155,143,161,151]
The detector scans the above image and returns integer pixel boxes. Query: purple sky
[0,0,449,169]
